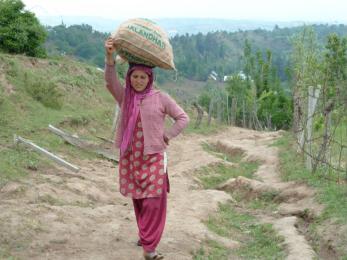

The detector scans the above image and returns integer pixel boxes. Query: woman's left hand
[163,135,169,145]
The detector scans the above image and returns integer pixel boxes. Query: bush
[258,90,292,129]
[23,72,63,109]
[0,0,47,57]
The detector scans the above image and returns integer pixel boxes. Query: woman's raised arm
[104,38,124,105]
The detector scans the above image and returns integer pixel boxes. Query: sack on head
[111,18,175,70]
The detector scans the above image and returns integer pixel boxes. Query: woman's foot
[143,251,164,260]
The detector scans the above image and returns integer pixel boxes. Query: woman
[104,38,189,259]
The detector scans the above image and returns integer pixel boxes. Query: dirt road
[0,127,320,259]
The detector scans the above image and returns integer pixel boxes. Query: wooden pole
[48,125,118,162]
[306,86,321,170]
[14,135,80,172]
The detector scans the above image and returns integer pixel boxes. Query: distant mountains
[37,16,336,35]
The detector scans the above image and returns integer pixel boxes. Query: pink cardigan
[105,64,189,155]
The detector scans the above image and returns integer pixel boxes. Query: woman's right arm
[104,38,124,105]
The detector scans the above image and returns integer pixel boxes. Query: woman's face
[130,70,150,92]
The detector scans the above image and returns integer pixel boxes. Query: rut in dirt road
[212,127,323,260]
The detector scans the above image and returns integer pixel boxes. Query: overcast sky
[22,0,347,23]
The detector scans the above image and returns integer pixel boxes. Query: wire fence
[294,85,347,182]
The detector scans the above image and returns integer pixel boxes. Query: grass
[0,53,116,187]
[274,131,347,258]
[0,247,18,260]
[195,162,258,190]
[198,203,285,260]
[185,118,228,135]
[234,189,280,211]
[196,141,258,189]
[194,141,284,259]
[310,116,347,177]
[200,140,279,210]
[193,240,230,260]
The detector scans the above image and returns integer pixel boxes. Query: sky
[22,0,347,23]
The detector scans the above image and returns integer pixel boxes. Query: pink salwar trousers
[132,175,169,252]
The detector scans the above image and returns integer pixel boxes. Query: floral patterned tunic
[118,116,167,199]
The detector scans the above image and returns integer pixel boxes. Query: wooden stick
[48,125,118,162]
[14,135,80,172]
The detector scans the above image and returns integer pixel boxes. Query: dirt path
[0,127,320,259]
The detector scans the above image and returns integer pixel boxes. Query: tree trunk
[312,99,334,173]
[293,86,305,152]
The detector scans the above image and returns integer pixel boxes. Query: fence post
[306,86,321,170]
[231,97,237,125]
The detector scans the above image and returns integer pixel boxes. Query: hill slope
[0,53,116,185]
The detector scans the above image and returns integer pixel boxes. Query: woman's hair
[128,62,155,70]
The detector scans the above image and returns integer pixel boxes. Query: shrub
[24,72,63,109]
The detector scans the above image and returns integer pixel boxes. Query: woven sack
[111,18,175,70]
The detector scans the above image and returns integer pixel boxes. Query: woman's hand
[105,37,116,65]
[163,135,170,145]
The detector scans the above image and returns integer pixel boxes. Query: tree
[312,33,347,172]
[290,26,322,149]
[0,0,47,57]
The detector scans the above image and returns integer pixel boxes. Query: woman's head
[126,63,154,93]
[130,70,150,92]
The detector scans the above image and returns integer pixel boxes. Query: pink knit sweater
[105,64,189,155]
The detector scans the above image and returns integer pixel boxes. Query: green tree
[290,26,322,137]
[0,0,47,57]
[46,23,108,67]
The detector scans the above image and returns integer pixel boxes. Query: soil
[0,126,330,259]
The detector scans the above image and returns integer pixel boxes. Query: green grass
[0,53,116,186]
[185,119,228,135]
[0,248,18,260]
[193,240,230,260]
[200,140,278,210]
[205,203,285,260]
[195,161,258,190]
[196,142,258,189]
[234,189,280,211]
[0,146,42,188]
[274,132,347,258]
[194,138,284,259]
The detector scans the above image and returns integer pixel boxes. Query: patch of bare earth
[0,126,331,259]
[0,132,236,260]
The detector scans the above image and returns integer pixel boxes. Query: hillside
[0,53,197,186]
[0,53,116,185]
[1,54,346,260]
[44,23,347,82]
